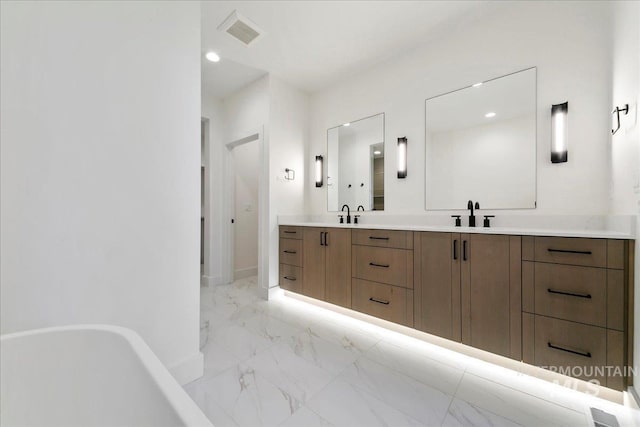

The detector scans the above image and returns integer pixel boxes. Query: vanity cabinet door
[301,227,351,305]
[414,232,461,342]
[302,227,326,300]
[461,234,521,360]
[324,228,352,308]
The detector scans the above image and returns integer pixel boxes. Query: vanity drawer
[352,229,413,249]
[534,263,606,327]
[534,315,607,385]
[352,278,412,327]
[534,237,606,268]
[279,226,302,240]
[279,264,302,293]
[279,238,302,267]
[352,245,413,288]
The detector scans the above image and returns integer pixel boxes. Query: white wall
[201,96,223,285]
[207,75,308,293]
[0,1,203,384]
[308,1,613,216]
[609,0,640,395]
[268,76,309,289]
[233,141,260,277]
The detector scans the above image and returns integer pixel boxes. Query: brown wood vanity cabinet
[302,227,352,307]
[522,236,633,390]
[351,229,414,327]
[279,226,303,293]
[414,232,521,360]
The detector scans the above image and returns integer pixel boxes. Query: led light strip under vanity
[278,224,634,393]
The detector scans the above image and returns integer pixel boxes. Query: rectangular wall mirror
[327,113,385,211]
[425,67,537,210]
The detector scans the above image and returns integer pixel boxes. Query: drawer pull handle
[548,342,592,358]
[283,250,297,254]
[369,262,390,268]
[547,248,592,255]
[369,236,390,240]
[369,297,390,305]
[283,231,297,234]
[547,288,592,299]
[283,276,297,281]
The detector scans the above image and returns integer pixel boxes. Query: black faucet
[357,205,365,211]
[341,204,351,224]
[467,200,480,227]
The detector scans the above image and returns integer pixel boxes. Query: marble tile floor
[185,276,640,427]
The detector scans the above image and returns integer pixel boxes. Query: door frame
[222,128,267,291]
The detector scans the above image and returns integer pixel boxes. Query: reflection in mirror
[327,113,384,211]
[425,68,536,210]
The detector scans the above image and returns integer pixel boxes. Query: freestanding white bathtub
[0,325,212,427]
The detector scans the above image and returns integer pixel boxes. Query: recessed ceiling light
[343,123,350,127]
[205,51,220,62]
[485,112,496,118]
[373,150,381,155]
[472,82,483,87]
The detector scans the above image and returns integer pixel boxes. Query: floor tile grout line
[438,366,468,427]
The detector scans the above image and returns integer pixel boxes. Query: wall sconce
[284,168,295,181]
[315,155,323,187]
[397,137,407,178]
[551,102,568,163]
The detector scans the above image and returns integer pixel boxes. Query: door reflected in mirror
[425,68,537,210]
[327,113,385,211]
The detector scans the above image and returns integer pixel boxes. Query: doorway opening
[222,130,266,290]
[231,139,259,280]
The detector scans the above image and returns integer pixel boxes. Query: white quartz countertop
[277,221,634,240]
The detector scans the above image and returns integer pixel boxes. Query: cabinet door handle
[453,239,458,260]
[324,232,329,246]
[320,232,324,246]
[463,240,468,261]
[547,248,592,255]
[283,250,297,254]
[369,236,390,240]
[283,276,297,281]
[547,288,592,299]
[283,231,297,234]
[547,342,592,358]
[369,262,390,268]
[369,297,390,305]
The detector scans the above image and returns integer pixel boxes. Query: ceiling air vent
[218,10,265,47]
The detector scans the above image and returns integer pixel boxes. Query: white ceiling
[201,1,501,99]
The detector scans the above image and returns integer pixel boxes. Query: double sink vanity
[279,221,634,392]
[297,66,635,393]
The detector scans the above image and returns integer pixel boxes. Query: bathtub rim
[1,324,212,427]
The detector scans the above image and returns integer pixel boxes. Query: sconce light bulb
[551,102,568,163]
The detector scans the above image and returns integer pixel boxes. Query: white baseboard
[234,267,258,280]
[266,285,283,300]
[200,275,223,287]
[168,351,204,386]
